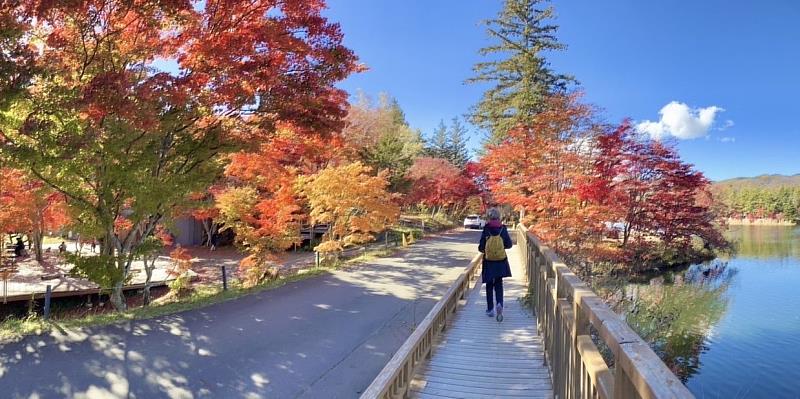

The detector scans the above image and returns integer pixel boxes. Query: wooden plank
[419,369,550,383]
[360,254,482,399]
[425,358,545,373]
[421,369,552,384]
[432,347,543,360]
[434,343,540,352]
[516,227,693,399]
[433,344,543,355]
[616,340,694,398]
[409,390,455,399]
[2,279,172,302]
[429,354,544,368]
[423,364,551,379]
[421,374,553,389]
[409,244,554,399]
[577,335,614,399]
[415,384,553,399]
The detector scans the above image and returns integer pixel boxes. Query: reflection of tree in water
[726,225,800,260]
[594,262,736,382]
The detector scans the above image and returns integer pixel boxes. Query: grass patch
[42,236,67,245]
[317,244,404,270]
[344,247,398,264]
[0,267,330,344]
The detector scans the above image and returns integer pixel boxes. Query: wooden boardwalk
[409,246,553,399]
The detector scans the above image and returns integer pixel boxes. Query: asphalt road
[0,229,482,399]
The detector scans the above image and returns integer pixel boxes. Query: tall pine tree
[427,120,450,159]
[447,117,470,168]
[468,0,574,141]
[388,96,409,127]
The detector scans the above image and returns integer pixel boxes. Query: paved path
[0,230,481,399]
[410,243,554,398]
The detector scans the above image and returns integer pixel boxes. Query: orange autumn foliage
[0,168,70,261]
[482,95,728,272]
[0,0,359,309]
[219,126,342,285]
[297,162,399,252]
[482,94,606,255]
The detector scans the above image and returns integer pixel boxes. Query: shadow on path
[0,229,481,399]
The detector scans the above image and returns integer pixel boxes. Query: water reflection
[598,226,800,397]
[594,262,736,382]
[726,225,800,259]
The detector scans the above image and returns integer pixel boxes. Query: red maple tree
[481,94,605,253]
[0,168,70,262]
[0,0,361,310]
[406,157,478,217]
[594,123,727,264]
[480,96,727,271]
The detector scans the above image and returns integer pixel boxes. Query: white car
[463,214,486,229]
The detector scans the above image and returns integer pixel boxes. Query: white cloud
[636,101,726,140]
[717,119,735,131]
[719,136,736,143]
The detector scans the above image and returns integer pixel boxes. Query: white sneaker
[495,303,504,322]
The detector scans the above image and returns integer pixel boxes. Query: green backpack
[485,229,506,261]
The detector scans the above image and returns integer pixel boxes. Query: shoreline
[726,218,796,226]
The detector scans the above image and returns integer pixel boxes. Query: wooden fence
[517,224,693,399]
[359,254,482,399]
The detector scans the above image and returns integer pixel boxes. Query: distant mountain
[713,174,800,190]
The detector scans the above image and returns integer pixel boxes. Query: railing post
[43,284,52,320]
[614,364,637,399]
[554,301,564,398]
[221,265,228,291]
[572,295,590,397]
[537,228,692,398]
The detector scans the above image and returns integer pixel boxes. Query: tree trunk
[108,232,129,312]
[110,279,126,311]
[202,219,211,246]
[32,212,45,262]
[622,224,631,248]
[33,231,44,263]
[143,257,154,306]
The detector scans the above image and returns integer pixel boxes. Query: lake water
[597,226,800,398]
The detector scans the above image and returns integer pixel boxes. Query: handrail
[360,254,482,399]
[517,224,693,399]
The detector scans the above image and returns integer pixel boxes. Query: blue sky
[323,0,800,181]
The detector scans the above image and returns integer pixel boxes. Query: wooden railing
[360,254,483,399]
[517,224,693,399]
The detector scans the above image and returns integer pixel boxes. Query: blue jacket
[478,223,513,283]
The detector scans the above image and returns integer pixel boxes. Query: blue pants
[486,277,504,310]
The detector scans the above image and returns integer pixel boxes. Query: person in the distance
[478,207,513,322]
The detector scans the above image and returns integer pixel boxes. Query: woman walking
[478,208,513,322]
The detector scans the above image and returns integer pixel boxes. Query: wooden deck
[409,246,553,399]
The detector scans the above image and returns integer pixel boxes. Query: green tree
[343,93,423,192]
[425,118,470,168]
[363,132,422,192]
[468,0,574,141]
[426,120,450,159]
[447,117,470,168]
[0,1,358,310]
[0,6,35,111]
[716,185,800,222]
[388,97,409,127]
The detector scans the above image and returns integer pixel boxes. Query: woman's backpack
[485,229,507,261]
